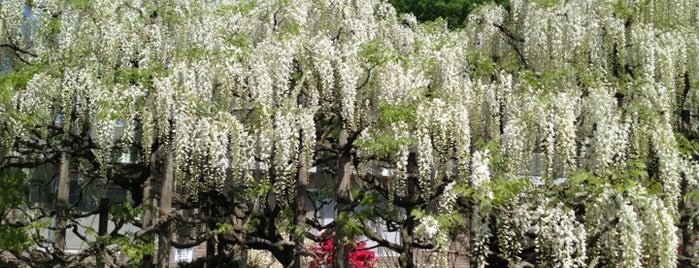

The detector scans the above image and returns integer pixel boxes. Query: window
[173,248,194,263]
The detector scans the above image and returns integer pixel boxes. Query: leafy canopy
[389,0,509,28]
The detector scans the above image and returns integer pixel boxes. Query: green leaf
[377,101,418,124]
[648,182,663,195]
[68,0,92,10]
[338,212,362,236]
[85,227,97,236]
[360,40,396,66]
[0,171,28,212]
[532,0,560,8]
[611,0,635,21]
[410,208,425,219]
[0,64,42,92]
[0,225,30,251]
[214,223,233,235]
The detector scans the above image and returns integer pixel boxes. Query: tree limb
[492,23,531,70]
[1,43,37,57]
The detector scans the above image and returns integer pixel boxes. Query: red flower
[309,236,378,268]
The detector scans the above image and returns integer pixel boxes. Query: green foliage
[182,46,213,61]
[566,170,608,195]
[676,134,699,203]
[110,235,155,260]
[115,63,165,89]
[474,140,509,173]
[46,17,62,36]
[610,0,635,21]
[68,0,92,10]
[354,191,383,220]
[376,101,417,124]
[356,132,413,158]
[467,51,498,79]
[213,223,234,236]
[389,0,509,29]
[0,225,31,252]
[0,64,41,100]
[410,208,464,234]
[436,210,466,230]
[409,208,426,219]
[605,157,660,196]
[684,191,699,204]
[0,172,31,252]
[360,40,396,66]
[531,0,560,8]
[216,0,259,15]
[308,188,334,202]
[106,202,156,257]
[358,191,379,207]
[451,182,476,198]
[356,190,403,223]
[560,161,662,207]
[356,101,417,157]
[244,180,274,199]
[337,212,363,238]
[228,34,251,48]
[624,158,649,182]
[0,171,28,211]
[110,202,148,222]
[519,68,570,94]
[178,255,260,268]
[489,177,531,206]
[280,21,301,36]
[676,133,699,158]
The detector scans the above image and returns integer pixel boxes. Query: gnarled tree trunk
[333,128,352,268]
[157,129,174,267]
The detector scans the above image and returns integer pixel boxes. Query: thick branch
[587,217,619,249]
[492,23,530,70]
[0,43,37,57]
[360,219,402,252]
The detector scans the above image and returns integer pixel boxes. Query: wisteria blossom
[1,0,699,267]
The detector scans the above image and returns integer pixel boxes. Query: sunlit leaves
[360,40,397,67]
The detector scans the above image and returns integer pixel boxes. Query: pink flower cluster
[309,237,378,268]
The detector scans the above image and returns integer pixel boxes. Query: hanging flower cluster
[586,187,679,267]
[492,194,586,268]
[4,0,699,267]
